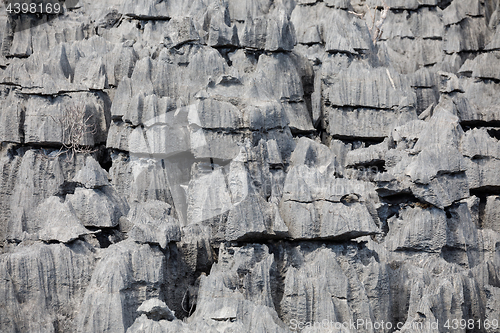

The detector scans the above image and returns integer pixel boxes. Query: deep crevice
[460,121,500,131]
[437,0,453,10]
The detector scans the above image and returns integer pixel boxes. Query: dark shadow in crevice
[487,128,500,140]
[93,146,113,172]
[84,226,124,248]
[437,0,453,10]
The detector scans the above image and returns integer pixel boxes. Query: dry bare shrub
[53,102,97,160]
[350,0,390,45]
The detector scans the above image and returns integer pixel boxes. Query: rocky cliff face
[1,0,500,332]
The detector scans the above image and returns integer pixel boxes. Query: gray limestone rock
[280,247,350,326]
[72,156,110,189]
[73,53,108,90]
[386,206,447,252]
[2,0,500,332]
[446,199,479,250]
[186,243,289,332]
[37,196,91,243]
[121,0,169,19]
[485,285,500,333]
[165,17,200,48]
[291,3,372,54]
[0,92,23,144]
[461,128,500,159]
[442,0,482,26]
[76,240,166,333]
[206,3,239,47]
[137,298,176,321]
[23,92,109,146]
[461,129,500,190]
[458,52,500,81]
[485,25,500,50]
[326,107,416,139]
[5,150,85,242]
[324,8,372,53]
[279,242,391,331]
[66,187,129,228]
[187,165,232,225]
[280,138,380,239]
[381,38,443,74]
[240,7,296,51]
[325,61,415,109]
[483,196,500,233]
[0,241,95,332]
[346,139,388,168]
[253,52,305,102]
[323,60,417,139]
[410,171,470,209]
[126,315,187,333]
[465,157,500,190]
[453,79,500,123]
[242,101,289,130]
[127,200,181,248]
[106,120,134,151]
[444,17,492,53]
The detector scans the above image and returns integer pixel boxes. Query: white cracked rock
[137,298,176,321]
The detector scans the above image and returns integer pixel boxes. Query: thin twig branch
[50,102,97,161]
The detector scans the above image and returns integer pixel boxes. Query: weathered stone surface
[37,196,91,243]
[325,62,415,109]
[253,52,305,102]
[461,128,500,190]
[121,0,169,19]
[346,139,388,168]
[446,198,480,250]
[0,241,95,332]
[391,258,481,333]
[291,3,372,53]
[441,0,482,26]
[240,7,296,51]
[165,17,199,48]
[486,25,500,50]
[444,17,492,53]
[362,0,438,10]
[206,4,239,47]
[453,79,500,123]
[458,52,500,81]
[484,196,500,233]
[386,206,447,252]
[326,107,416,139]
[323,60,417,139]
[73,156,110,189]
[465,157,500,190]
[461,128,500,159]
[127,200,181,248]
[279,242,391,331]
[4,149,86,242]
[66,187,129,228]
[485,285,500,332]
[136,298,176,321]
[0,92,23,144]
[23,92,109,146]
[280,138,380,239]
[381,38,443,74]
[410,171,470,209]
[76,240,165,333]
[187,243,289,332]
[126,315,187,333]
[2,0,500,331]
[187,165,232,225]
